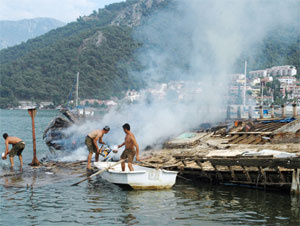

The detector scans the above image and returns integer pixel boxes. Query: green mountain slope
[0,0,169,108]
[0,0,298,108]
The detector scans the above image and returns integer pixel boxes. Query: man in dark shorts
[118,123,139,171]
[85,126,110,170]
[2,133,25,168]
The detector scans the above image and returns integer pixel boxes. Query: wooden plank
[197,157,300,169]
[229,181,291,186]
[230,134,248,144]
[228,134,239,143]
[239,135,257,144]
[230,132,273,135]
[173,156,300,169]
[250,136,262,144]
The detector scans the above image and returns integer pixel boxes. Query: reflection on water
[1,110,300,225]
[1,172,300,225]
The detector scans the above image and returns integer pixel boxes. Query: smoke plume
[60,0,298,160]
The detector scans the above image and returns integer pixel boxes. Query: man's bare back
[2,133,25,168]
[118,123,139,171]
[88,130,104,140]
[6,136,22,145]
[124,132,136,151]
[86,126,110,169]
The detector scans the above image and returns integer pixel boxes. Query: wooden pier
[170,154,300,193]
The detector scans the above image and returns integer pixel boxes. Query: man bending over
[2,133,25,168]
[85,126,110,170]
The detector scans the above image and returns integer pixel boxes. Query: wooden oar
[71,159,125,186]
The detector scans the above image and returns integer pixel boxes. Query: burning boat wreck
[43,109,85,151]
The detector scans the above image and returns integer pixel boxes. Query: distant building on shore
[278,76,297,85]
[250,65,297,77]
[17,101,53,109]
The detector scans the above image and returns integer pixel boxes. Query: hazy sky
[0,0,124,22]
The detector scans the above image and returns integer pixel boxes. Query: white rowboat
[93,162,178,189]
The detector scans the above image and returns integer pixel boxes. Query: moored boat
[94,162,178,189]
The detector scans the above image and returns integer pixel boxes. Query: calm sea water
[0,110,299,226]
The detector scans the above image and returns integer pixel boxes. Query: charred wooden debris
[140,117,300,194]
[227,117,300,145]
[43,109,83,151]
[173,154,300,194]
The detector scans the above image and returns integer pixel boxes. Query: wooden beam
[277,167,286,183]
[258,167,267,189]
[191,157,300,169]
[212,165,223,181]
[230,134,248,144]
[242,166,252,182]
[228,166,238,180]
[239,135,257,144]
[230,132,273,135]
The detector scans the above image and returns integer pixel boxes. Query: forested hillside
[0,0,169,108]
[0,0,299,108]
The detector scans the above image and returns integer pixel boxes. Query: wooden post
[277,167,286,183]
[213,165,223,181]
[271,104,275,118]
[259,105,263,119]
[226,105,231,120]
[83,107,86,118]
[237,106,241,119]
[258,167,267,190]
[291,168,300,195]
[196,160,209,178]
[242,166,252,182]
[248,106,252,119]
[228,166,237,181]
[292,103,297,118]
[28,108,40,166]
[281,104,286,118]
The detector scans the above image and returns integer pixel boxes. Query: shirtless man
[85,126,110,170]
[2,133,25,168]
[118,123,139,171]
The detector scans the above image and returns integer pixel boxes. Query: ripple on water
[1,110,299,225]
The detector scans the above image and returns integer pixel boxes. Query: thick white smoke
[60,0,298,160]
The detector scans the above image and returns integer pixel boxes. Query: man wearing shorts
[2,133,25,168]
[85,126,110,170]
[118,123,139,171]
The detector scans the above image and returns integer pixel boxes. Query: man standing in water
[118,123,139,171]
[2,133,25,168]
[85,126,110,170]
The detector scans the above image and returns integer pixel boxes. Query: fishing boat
[93,162,178,189]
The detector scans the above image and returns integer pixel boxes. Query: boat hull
[94,162,177,190]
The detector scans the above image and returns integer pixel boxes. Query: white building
[231,74,246,84]
[278,76,296,85]
[250,65,297,77]
[125,90,140,102]
[249,70,267,77]
[18,101,37,109]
